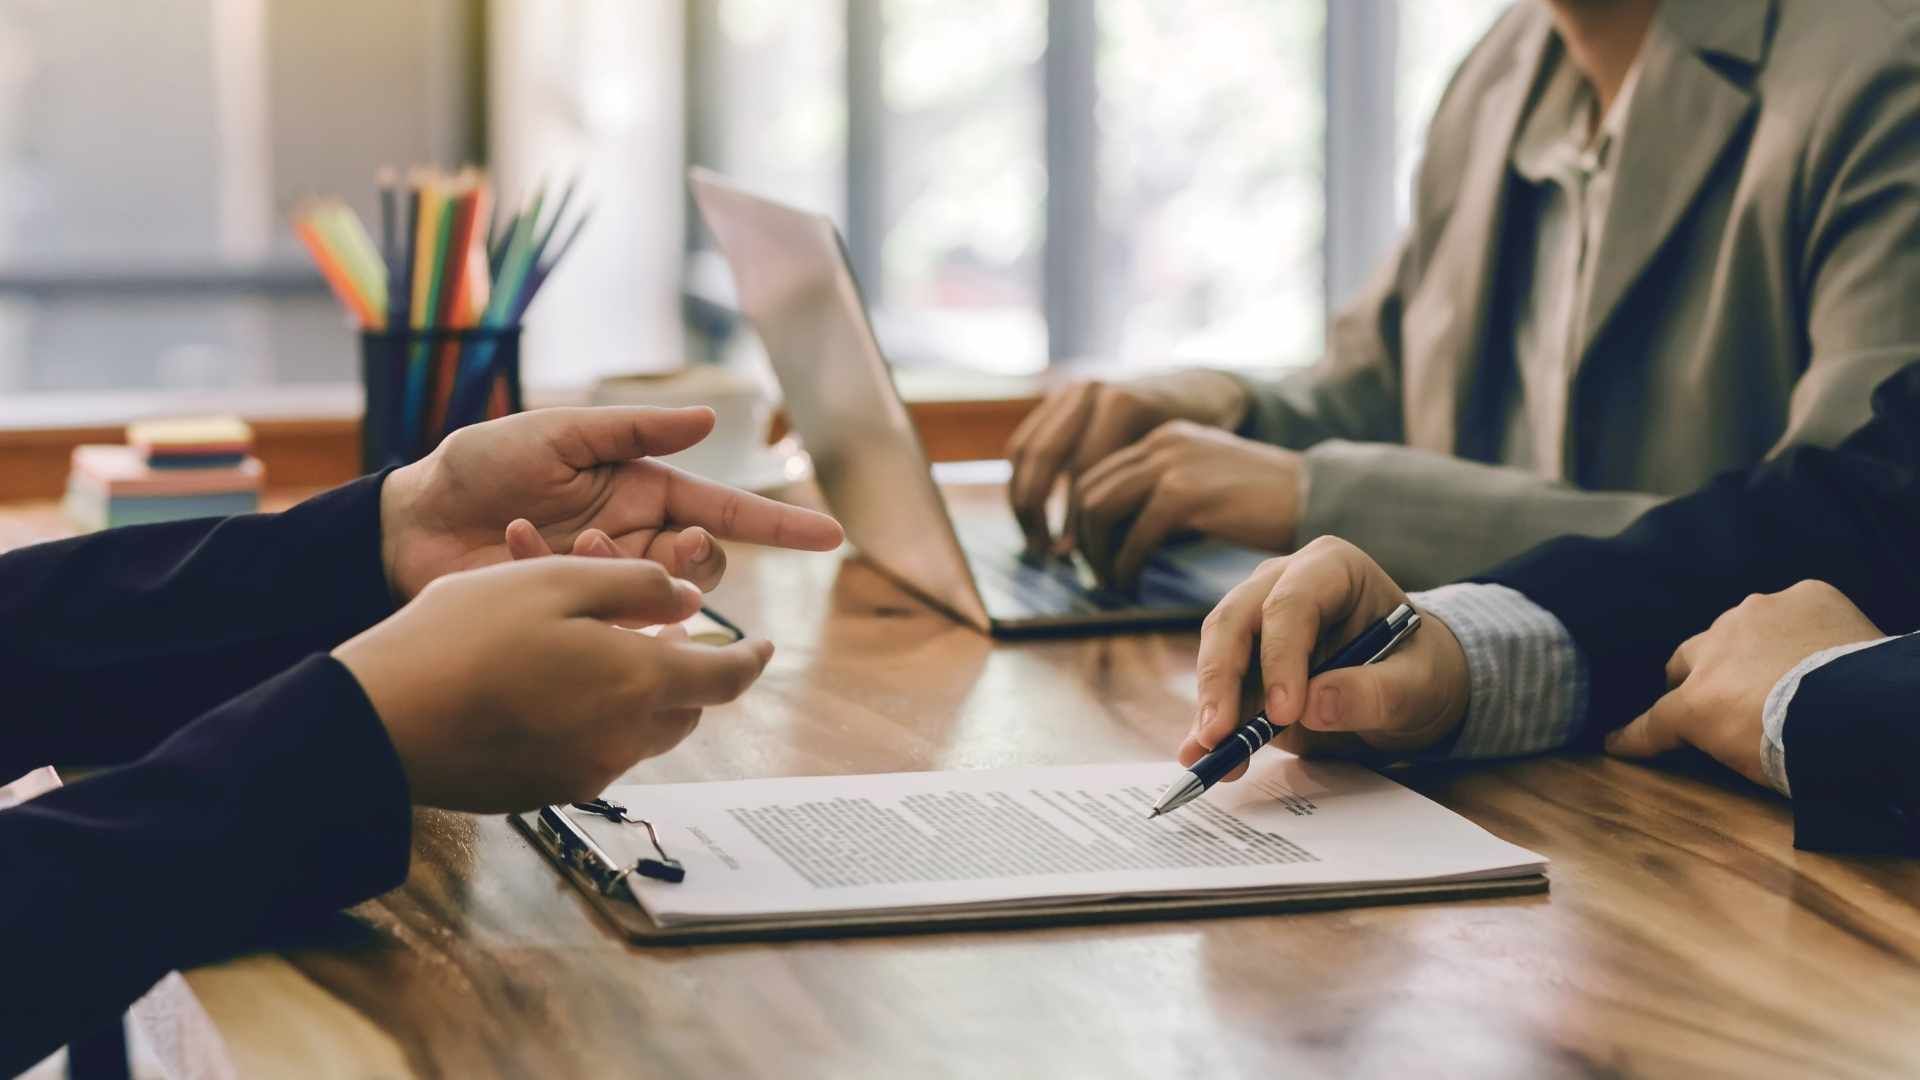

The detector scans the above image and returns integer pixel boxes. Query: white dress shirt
[1500,46,1645,478]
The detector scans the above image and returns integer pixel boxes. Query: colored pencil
[293,216,378,327]
[426,182,486,435]
[321,202,389,321]
[292,168,589,458]
[401,178,451,452]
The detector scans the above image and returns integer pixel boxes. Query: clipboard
[510,804,1547,946]
[512,606,1549,944]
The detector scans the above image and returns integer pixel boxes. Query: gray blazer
[1234,0,1920,589]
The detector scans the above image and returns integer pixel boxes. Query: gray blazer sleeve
[1216,219,1664,589]
[1296,442,1665,590]
[1222,235,1413,451]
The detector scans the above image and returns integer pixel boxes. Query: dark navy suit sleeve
[0,654,413,1075]
[1479,364,1920,736]
[0,473,395,780]
[1781,637,1920,855]
[1479,363,1920,855]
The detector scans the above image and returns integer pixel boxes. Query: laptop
[690,168,1267,636]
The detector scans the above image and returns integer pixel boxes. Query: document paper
[590,755,1547,928]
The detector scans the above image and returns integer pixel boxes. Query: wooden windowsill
[0,375,1043,502]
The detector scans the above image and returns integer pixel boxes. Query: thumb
[1296,665,1401,735]
[523,405,718,466]
[532,557,704,625]
[1605,696,1687,759]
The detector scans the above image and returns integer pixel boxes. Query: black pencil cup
[361,326,524,473]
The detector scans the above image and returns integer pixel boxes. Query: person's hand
[1180,537,1471,780]
[1005,370,1250,554]
[1605,580,1883,786]
[334,557,775,813]
[378,406,845,602]
[1072,420,1304,590]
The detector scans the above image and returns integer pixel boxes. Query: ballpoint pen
[1147,602,1424,818]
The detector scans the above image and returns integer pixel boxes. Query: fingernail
[1196,703,1216,739]
[1312,686,1340,729]
[1266,684,1287,720]
[673,577,703,603]
[693,532,714,560]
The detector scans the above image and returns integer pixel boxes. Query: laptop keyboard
[952,520,1132,615]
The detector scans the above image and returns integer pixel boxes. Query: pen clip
[1362,611,1422,665]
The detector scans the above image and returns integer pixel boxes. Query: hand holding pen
[1160,539,1478,813]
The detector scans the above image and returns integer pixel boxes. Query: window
[871,0,1046,374]
[689,0,845,221]
[689,1,1511,378]
[0,0,480,397]
[1095,0,1323,369]
[1396,0,1515,221]
[0,2,1517,400]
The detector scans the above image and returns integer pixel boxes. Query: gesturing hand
[1182,537,1471,780]
[378,405,844,601]
[334,557,775,813]
[1072,420,1304,590]
[1605,580,1883,787]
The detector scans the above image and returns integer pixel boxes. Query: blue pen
[1148,602,1423,818]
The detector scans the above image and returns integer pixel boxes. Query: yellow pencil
[409,172,444,331]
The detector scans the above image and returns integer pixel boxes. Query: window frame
[685,0,1415,368]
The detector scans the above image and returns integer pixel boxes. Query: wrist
[1410,583,1589,761]
[1276,448,1309,550]
[334,620,446,805]
[1135,369,1251,430]
[1190,369,1253,430]
[378,461,431,603]
[1417,608,1472,751]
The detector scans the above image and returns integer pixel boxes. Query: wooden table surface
[13,484,1920,1078]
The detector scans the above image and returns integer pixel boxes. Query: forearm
[0,474,396,775]
[1298,441,1664,591]
[1417,581,1918,855]
[1485,368,1920,734]
[0,655,412,1074]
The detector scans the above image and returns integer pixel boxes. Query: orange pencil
[294,217,378,327]
[450,181,492,324]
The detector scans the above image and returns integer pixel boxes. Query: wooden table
[14,485,1920,1077]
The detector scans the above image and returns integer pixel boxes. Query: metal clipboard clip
[533,799,686,896]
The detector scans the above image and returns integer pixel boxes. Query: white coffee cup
[590,365,774,485]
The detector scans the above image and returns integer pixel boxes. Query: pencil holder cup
[360,327,524,472]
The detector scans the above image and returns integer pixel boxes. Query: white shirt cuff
[1759,633,1907,798]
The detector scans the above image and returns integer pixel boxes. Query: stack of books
[64,417,264,530]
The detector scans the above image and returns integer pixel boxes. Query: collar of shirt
[1512,43,1645,186]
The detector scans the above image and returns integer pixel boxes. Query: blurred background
[0,0,1511,415]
